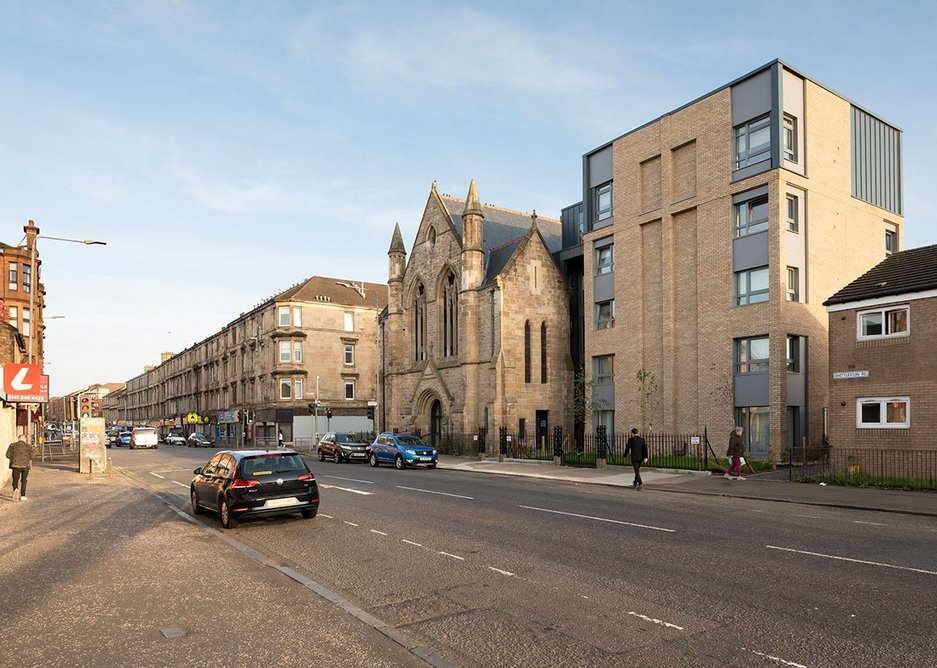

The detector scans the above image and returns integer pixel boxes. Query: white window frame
[884,228,897,257]
[278,306,290,327]
[8,262,17,291]
[857,305,909,340]
[594,241,614,275]
[8,306,17,329]
[294,378,304,401]
[783,114,797,162]
[735,195,769,238]
[856,397,910,429]
[786,194,799,233]
[293,341,303,363]
[22,308,30,337]
[22,264,31,294]
[278,378,292,400]
[344,344,354,366]
[786,266,799,302]
[735,115,771,169]
[279,341,291,363]
[595,182,613,222]
[292,305,302,327]
[343,311,354,332]
[735,266,769,306]
[344,380,355,400]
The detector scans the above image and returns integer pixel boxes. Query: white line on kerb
[627,611,683,631]
[488,566,514,576]
[149,472,165,479]
[402,539,422,547]
[520,505,676,533]
[853,520,887,526]
[766,545,937,576]
[745,648,809,667]
[396,485,474,500]
[170,481,188,489]
[318,483,374,496]
[439,551,465,561]
[370,529,387,536]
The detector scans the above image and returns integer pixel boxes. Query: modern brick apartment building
[825,245,937,452]
[561,60,903,457]
[379,181,572,447]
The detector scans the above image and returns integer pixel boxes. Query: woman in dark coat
[725,426,745,480]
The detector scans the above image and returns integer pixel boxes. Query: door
[430,400,442,447]
[536,411,549,451]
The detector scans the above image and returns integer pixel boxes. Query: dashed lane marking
[519,505,676,533]
[488,567,514,576]
[745,648,809,667]
[396,485,473,500]
[402,539,423,547]
[170,481,188,488]
[853,520,887,526]
[344,521,359,527]
[370,529,387,536]
[318,483,374,496]
[150,472,165,479]
[766,545,937,576]
[627,611,684,631]
[322,475,374,484]
[438,551,465,561]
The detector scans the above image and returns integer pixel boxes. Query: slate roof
[275,276,388,310]
[824,244,937,306]
[437,193,562,286]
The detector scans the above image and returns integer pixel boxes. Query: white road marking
[627,611,683,631]
[323,475,374,484]
[396,485,473,500]
[766,545,937,576]
[170,481,188,489]
[402,539,422,547]
[150,472,165,479]
[319,483,374,496]
[745,648,809,667]
[320,514,333,519]
[488,567,514,576]
[439,551,465,561]
[519,505,675,533]
[853,520,887,526]
[344,521,359,527]
[370,529,387,536]
[793,514,821,519]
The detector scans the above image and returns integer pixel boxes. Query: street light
[27,226,106,365]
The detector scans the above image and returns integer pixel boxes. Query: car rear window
[135,428,156,435]
[239,454,307,477]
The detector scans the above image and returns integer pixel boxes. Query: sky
[1,1,936,395]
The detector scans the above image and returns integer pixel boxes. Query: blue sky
[1,1,935,394]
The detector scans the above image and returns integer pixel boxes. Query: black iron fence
[789,446,937,490]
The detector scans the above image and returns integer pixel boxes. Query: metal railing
[789,446,937,490]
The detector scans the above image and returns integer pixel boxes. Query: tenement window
[735,195,769,237]
[344,344,355,366]
[294,378,304,401]
[278,306,290,327]
[858,306,909,340]
[279,378,292,400]
[735,267,769,305]
[736,336,769,374]
[22,264,31,294]
[344,311,354,332]
[8,263,16,290]
[293,306,302,327]
[344,380,356,400]
[857,397,909,429]
[735,115,771,169]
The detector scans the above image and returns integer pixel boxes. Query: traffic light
[367,406,374,421]
[326,407,332,420]
[247,410,254,425]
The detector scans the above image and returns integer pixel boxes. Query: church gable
[403,186,464,302]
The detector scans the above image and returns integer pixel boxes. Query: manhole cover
[160,627,187,639]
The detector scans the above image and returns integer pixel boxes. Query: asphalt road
[111,445,937,667]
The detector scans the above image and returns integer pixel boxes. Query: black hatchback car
[190,450,319,529]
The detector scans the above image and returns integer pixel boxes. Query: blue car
[369,433,437,469]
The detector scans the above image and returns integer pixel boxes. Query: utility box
[79,417,107,473]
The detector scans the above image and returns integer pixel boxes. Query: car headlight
[340,445,352,451]
[404,448,415,455]
[432,450,437,455]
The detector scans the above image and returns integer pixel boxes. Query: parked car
[106,429,121,448]
[164,432,186,446]
[317,432,370,463]
[190,449,319,529]
[369,433,437,469]
[118,431,132,447]
[187,432,214,448]
[130,427,159,449]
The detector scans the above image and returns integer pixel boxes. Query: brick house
[379,181,572,448]
[824,244,937,454]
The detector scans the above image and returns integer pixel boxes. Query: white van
[130,427,159,449]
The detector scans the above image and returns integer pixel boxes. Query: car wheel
[369,453,379,467]
[190,488,203,515]
[334,452,342,464]
[427,463,436,469]
[301,509,317,519]
[187,442,192,447]
[318,449,326,462]
[220,498,238,529]
[395,455,405,470]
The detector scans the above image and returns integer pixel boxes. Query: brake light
[231,478,259,488]
[298,473,315,482]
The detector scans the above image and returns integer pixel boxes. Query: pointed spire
[462,179,483,217]
[530,210,538,228]
[388,222,406,255]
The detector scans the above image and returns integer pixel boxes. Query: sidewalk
[436,455,937,518]
[0,460,425,668]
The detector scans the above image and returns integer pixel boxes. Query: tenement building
[118,276,386,443]
[564,60,903,457]
[0,221,45,368]
[379,181,572,447]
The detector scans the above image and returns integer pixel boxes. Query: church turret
[461,180,485,291]
[388,222,406,314]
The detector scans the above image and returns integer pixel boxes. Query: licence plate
[351,453,366,458]
[419,457,432,461]
[264,497,300,509]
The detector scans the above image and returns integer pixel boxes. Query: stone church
[378,181,572,449]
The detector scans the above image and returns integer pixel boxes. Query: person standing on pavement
[624,428,649,490]
[6,429,33,501]
[725,426,745,480]
[277,429,284,448]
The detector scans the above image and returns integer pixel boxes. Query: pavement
[3,452,934,667]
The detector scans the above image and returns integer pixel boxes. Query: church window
[540,322,547,383]
[442,272,458,357]
[414,283,426,362]
[524,321,531,383]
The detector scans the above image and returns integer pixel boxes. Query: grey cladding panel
[733,232,769,272]
[734,372,769,407]
[593,272,615,303]
[851,106,902,215]
[594,384,615,410]
[588,146,613,187]
[731,68,772,126]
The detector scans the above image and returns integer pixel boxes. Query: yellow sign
[186,413,201,424]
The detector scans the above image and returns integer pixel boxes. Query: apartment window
[783,114,797,162]
[594,410,615,438]
[857,397,910,429]
[735,196,769,237]
[279,341,291,363]
[540,322,547,384]
[735,267,769,305]
[524,321,531,383]
[8,306,17,329]
[593,355,614,385]
[786,335,801,373]
[8,263,16,290]
[735,406,770,452]
[279,378,292,400]
[858,306,909,340]
[278,306,290,327]
[595,300,615,330]
[22,264,31,294]
[735,115,771,169]
[22,308,30,337]
[786,266,799,302]
[594,181,613,222]
[595,241,614,275]
[292,306,302,327]
[786,194,799,233]
[344,311,354,332]
[294,378,304,401]
[885,228,897,257]
[293,341,303,363]
[344,380,355,400]
[344,344,355,366]
[736,336,769,374]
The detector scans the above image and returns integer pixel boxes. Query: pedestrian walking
[725,426,745,480]
[6,429,33,501]
[624,428,648,490]
[277,429,284,447]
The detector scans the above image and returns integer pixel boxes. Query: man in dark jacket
[624,428,649,490]
[6,430,33,501]
[725,426,745,480]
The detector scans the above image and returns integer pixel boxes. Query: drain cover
[160,627,187,639]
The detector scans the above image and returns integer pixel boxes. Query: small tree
[572,368,608,435]
[635,368,659,432]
